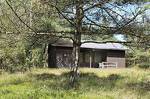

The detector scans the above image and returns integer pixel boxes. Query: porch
[80,49,107,68]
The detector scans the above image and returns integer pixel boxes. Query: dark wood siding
[48,45,126,68]
[48,45,56,68]
[55,47,73,67]
[106,50,125,68]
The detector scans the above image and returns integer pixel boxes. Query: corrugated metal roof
[81,43,126,50]
[52,40,126,50]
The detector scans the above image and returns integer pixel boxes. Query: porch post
[90,50,92,68]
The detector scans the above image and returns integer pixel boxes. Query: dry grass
[0,68,150,99]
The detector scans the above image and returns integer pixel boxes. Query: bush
[138,63,150,69]
[126,49,150,68]
[0,33,48,73]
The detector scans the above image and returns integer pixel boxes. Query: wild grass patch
[0,68,149,99]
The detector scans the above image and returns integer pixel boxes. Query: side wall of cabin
[48,45,56,68]
[106,50,126,68]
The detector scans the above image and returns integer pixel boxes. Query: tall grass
[0,68,150,99]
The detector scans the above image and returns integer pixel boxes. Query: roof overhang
[52,42,126,51]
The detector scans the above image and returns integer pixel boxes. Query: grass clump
[0,68,150,99]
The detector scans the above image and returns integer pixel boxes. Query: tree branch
[5,0,36,33]
[84,0,111,12]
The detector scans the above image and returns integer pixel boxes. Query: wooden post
[90,50,92,68]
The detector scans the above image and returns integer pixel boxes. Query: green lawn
[0,68,150,99]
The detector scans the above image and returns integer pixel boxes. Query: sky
[114,2,150,41]
[114,34,125,41]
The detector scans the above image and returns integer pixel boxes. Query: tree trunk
[70,38,81,87]
[43,43,48,68]
[70,0,83,87]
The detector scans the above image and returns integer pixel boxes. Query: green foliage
[0,34,26,72]
[126,49,150,68]
[36,17,72,32]
[0,0,62,72]
[138,62,150,69]
[0,33,48,72]
[30,48,45,67]
[0,68,150,99]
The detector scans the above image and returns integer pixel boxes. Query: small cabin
[48,40,126,68]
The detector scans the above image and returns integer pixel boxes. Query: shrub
[138,62,150,69]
